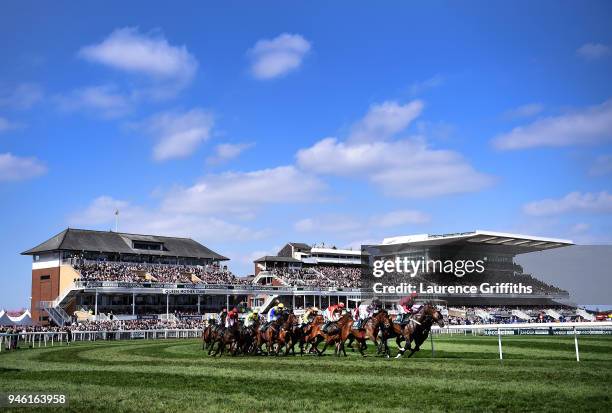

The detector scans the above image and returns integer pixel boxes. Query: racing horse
[210,321,241,356]
[257,310,291,355]
[315,313,355,356]
[395,303,445,359]
[346,310,392,357]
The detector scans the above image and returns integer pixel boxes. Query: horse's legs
[318,339,329,356]
[406,347,419,358]
[347,336,356,352]
[357,339,367,357]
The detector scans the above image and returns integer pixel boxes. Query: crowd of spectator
[269,265,361,288]
[444,306,586,325]
[74,261,249,285]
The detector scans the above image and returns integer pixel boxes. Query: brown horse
[380,320,407,358]
[347,310,392,357]
[277,313,300,355]
[210,322,241,356]
[302,314,325,354]
[316,313,354,356]
[238,318,261,355]
[202,321,224,355]
[395,303,445,359]
[257,310,290,355]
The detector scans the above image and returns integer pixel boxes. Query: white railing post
[497,328,503,360]
[430,331,435,358]
[574,327,580,362]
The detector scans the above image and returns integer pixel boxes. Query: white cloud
[409,74,444,96]
[297,137,492,198]
[577,43,611,60]
[0,153,47,181]
[294,209,429,239]
[297,99,491,198]
[373,210,430,227]
[349,100,423,142]
[493,99,612,150]
[137,108,214,161]
[295,215,362,234]
[70,165,325,245]
[0,83,43,109]
[589,154,612,176]
[248,33,311,79]
[162,166,324,215]
[56,85,132,119]
[0,117,20,133]
[79,27,197,81]
[206,142,253,165]
[503,103,544,119]
[70,196,265,242]
[79,27,197,99]
[523,191,612,216]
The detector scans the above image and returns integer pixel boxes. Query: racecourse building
[23,228,574,326]
[370,230,573,306]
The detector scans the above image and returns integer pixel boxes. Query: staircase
[511,309,532,321]
[576,308,595,321]
[255,294,279,313]
[474,309,491,321]
[545,309,562,320]
[39,279,81,326]
[39,302,72,326]
[253,271,286,285]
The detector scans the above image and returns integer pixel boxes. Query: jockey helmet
[278,303,284,308]
[338,302,345,308]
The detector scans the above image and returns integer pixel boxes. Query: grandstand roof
[288,242,311,251]
[310,247,361,256]
[381,230,573,253]
[254,255,301,263]
[22,228,228,260]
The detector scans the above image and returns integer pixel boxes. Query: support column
[94,290,98,316]
[292,294,296,309]
[226,295,229,309]
[132,293,136,316]
[166,293,169,318]
[197,295,201,314]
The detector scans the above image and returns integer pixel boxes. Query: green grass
[1,335,611,412]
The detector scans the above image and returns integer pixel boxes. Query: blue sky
[1,1,611,309]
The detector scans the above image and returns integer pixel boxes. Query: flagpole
[115,209,119,232]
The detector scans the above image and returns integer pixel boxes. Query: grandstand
[371,230,573,306]
[22,228,245,326]
[22,228,576,327]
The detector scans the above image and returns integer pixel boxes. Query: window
[40,275,50,280]
[132,241,164,251]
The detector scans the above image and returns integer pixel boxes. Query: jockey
[354,303,371,330]
[267,303,284,323]
[397,292,417,323]
[322,302,345,333]
[218,307,228,326]
[324,302,345,322]
[244,310,259,327]
[301,307,319,325]
[225,307,239,328]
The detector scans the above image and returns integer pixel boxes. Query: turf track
[1,335,611,412]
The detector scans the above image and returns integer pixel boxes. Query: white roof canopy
[382,230,573,252]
